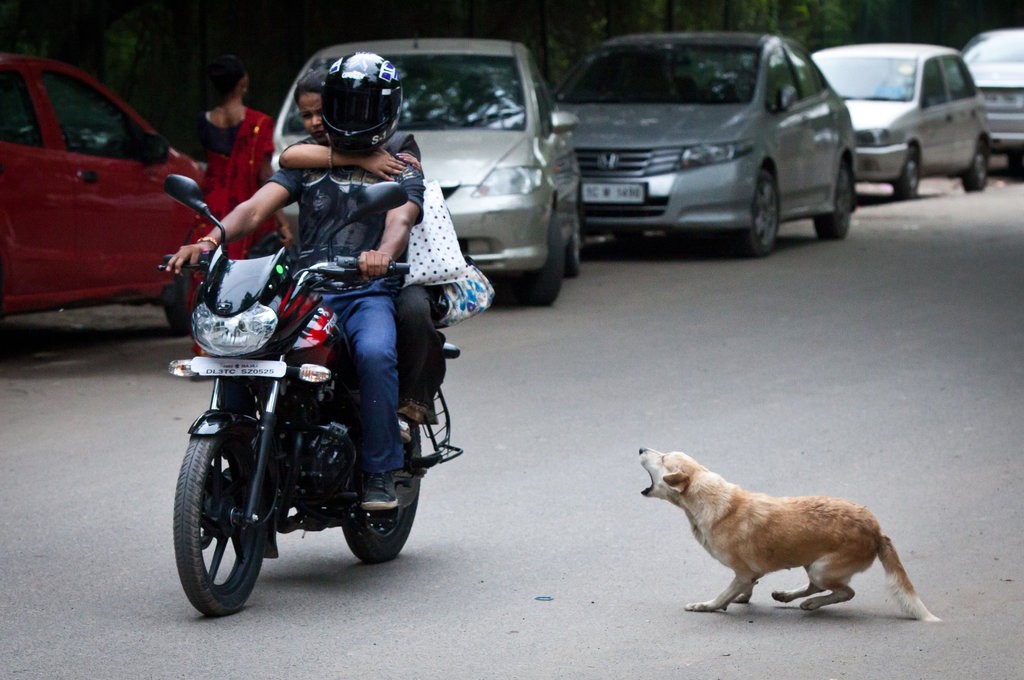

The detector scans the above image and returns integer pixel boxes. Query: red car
[0,53,204,333]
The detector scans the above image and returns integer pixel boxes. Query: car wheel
[563,202,582,279]
[735,167,779,258]
[813,159,854,240]
[512,214,564,305]
[892,146,920,200]
[961,138,989,193]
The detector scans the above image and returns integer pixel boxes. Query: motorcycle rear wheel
[341,431,421,564]
[341,486,419,564]
[173,432,266,616]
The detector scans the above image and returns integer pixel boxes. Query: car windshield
[816,57,917,102]
[964,32,1024,63]
[283,54,526,135]
[556,44,759,105]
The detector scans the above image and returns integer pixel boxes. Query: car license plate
[582,182,645,204]
[190,357,288,378]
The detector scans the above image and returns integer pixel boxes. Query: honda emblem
[597,152,620,170]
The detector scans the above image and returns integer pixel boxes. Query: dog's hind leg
[795,556,865,610]
[772,567,823,603]
[686,575,756,612]
[772,582,823,603]
[800,584,854,610]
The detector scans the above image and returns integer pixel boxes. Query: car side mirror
[772,85,798,112]
[140,132,169,165]
[551,110,578,134]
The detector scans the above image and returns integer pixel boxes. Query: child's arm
[279,144,408,179]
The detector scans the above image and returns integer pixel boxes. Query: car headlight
[855,128,896,147]
[192,302,278,357]
[473,166,543,197]
[679,141,753,169]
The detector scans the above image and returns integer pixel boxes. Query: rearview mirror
[344,181,409,226]
[552,110,578,134]
[164,174,210,215]
[772,85,798,113]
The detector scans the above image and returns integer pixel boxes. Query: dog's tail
[877,535,941,622]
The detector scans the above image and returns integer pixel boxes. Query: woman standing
[198,54,288,258]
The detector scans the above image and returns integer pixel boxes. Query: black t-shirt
[270,133,425,267]
[196,112,238,156]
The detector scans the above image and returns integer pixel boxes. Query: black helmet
[322,52,402,151]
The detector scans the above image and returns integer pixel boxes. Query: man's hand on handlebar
[164,243,209,275]
[358,249,392,279]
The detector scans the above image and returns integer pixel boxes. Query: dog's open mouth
[641,469,655,496]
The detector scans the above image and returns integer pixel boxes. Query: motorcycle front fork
[211,376,281,529]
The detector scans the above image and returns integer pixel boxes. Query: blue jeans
[322,281,403,474]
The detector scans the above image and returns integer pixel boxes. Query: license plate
[582,182,645,204]
[985,92,1024,107]
[189,357,288,378]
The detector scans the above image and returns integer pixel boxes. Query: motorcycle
[162,174,462,616]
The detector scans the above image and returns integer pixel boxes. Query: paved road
[2,174,1022,679]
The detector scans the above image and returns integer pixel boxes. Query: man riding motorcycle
[166,52,424,511]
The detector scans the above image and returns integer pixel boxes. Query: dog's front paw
[771,590,797,603]
[685,601,724,612]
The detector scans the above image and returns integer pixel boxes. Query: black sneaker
[361,472,398,511]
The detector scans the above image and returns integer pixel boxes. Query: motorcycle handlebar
[315,257,410,282]
[157,253,408,278]
[158,253,210,272]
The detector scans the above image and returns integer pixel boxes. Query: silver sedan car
[963,28,1024,173]
[274,39,580,305]
[555,32,856,257]
[814,43,990,200]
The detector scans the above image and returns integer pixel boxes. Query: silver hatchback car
[275,39,580,305]
[555,32,856,257]
[814,43,990,200]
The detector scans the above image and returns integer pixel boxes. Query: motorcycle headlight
[473,166,543,197]
[679,141,753,169]
[191,302,278,357]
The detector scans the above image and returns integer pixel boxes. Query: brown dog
[639,448,940,621]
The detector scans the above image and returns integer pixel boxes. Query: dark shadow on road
[0,305,176,363]
[857,160,1023,206]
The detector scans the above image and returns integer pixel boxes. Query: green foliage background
[2,0,1022,158]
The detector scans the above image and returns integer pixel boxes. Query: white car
[274,39,581,306]
[963,28,1024,173]
[814,43,990,200]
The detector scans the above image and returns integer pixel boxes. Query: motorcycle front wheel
[173,432,266,616]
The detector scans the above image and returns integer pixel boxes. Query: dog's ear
[663,471,690,494]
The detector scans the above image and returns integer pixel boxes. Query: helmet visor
[324,85,400,134]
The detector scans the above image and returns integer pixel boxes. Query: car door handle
[77,169,99,183]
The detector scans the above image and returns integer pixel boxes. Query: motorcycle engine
[298,422,356,499]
